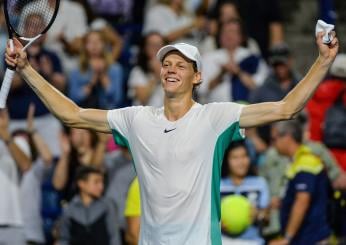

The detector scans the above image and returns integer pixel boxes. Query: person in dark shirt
[269,120,331,245]
[248,44,301,153]
[58,166,120,245]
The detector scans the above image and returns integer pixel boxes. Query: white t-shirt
[0,142,23,226]
[143,4,203,46]
[107,102,244,245]
[20,160,47,243]
[128,67,164,107]
[200,48,268,103]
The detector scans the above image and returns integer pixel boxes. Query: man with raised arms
[5,31,339,245]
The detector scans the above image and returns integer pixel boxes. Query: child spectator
[221,140,269,245]
[58,166,121,245]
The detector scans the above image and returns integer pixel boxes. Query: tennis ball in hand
[221,195,252,235]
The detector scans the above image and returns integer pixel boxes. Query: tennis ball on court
[221,195,252,235]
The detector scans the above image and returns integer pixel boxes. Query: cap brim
[156,45,196,64]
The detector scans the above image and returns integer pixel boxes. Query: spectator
[0,110,31,245]
[220,140,269,245]
[89,19,124,63]
[21,0,88,72]
[208,1,261,55]
[124,177,141,245]
[200,19,268,103]
[143,0,207,47]
[128,32,165,106]
[7,12,64,157]
[306,54,346,171]
[269,120,331,245]
[86,0,133,24]
[105,146,136,242]
[52,128,106,202]
[249,44,301,150]
[69,30,125,109]
[259,124,343,239]
[58,166,121,245]
[20,104,54,245]
[210,0,284,58]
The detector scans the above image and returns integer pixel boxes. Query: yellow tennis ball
[221,195,252,235]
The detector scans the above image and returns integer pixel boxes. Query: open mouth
[165,77,180,83]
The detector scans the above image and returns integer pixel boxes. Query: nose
[167,65,177,73]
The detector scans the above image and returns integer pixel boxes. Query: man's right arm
[5,39,110,133]
[21,65,110,132]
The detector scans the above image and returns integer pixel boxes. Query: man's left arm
[269,192,311,245]
[284,192,311,241]
[240,32,339,128]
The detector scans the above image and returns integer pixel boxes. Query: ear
[193,72,202,85]
[77,180,85,190]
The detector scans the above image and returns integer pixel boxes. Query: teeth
[167,78,178,82]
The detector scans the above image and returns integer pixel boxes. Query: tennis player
[5,31,338,245]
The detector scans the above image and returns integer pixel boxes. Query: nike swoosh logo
[164,128,176,133]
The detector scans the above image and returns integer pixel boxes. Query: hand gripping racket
[0,0,60,108]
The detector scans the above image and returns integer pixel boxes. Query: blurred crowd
[0,0,345,245]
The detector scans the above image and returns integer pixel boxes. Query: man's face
[78,173,104,199]
[271,127,289,156]
[160,51,201,97]
[220,22,242,50]
[273,62,291,81]
[227,146,250,177]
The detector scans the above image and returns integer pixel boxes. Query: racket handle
[0,68,15,108]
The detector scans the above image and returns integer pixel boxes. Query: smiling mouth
[165,77,179,83]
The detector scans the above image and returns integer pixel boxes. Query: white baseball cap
[156,43,202,72]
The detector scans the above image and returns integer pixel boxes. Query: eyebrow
[163,60,189,65]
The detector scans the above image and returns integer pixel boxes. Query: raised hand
[4,38,29,70]
[59,132,71,157]
[26,103,35,133]
[316,31,339,65]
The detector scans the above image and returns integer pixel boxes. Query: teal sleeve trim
[210,122,244,245]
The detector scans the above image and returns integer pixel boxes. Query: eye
[178,65,185,69]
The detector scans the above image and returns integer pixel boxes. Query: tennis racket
[0,0,60,108]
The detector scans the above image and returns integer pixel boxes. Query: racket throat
[21,34,43,51]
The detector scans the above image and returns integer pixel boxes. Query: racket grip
[0,68,15,108]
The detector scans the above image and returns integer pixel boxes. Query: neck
[230,175,244,186]
[164,94,195,121]
[80,192,93,207]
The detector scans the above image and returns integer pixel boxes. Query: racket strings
[6,0,58,37]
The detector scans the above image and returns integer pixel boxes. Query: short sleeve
[293,172,317,194]
[205,102,245,136]
[124,178,141,217]
[258,177,270,209]
[107,106,143,143]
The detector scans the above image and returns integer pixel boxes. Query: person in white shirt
[5,29,339,244]
[143,0,207,47]
[200,19,268,103]
[128,32,165,107]
[0,110,31,245]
